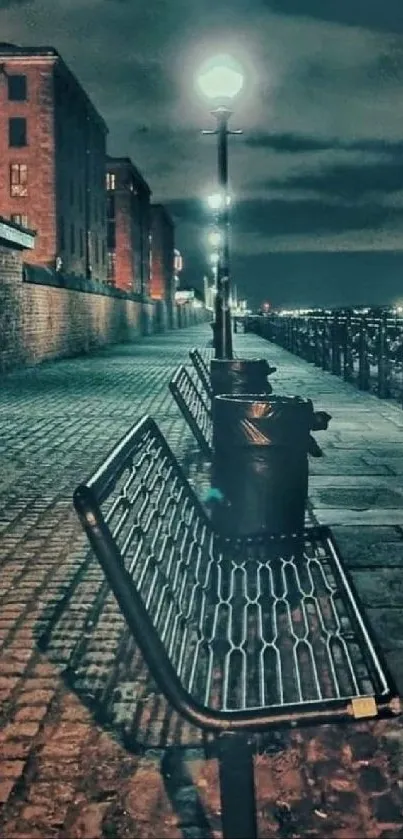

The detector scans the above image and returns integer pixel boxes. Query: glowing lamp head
[207,192,231,210]
[197,54,244,103]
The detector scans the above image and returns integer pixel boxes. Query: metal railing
[251,311,403,405]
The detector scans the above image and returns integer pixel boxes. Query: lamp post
[197,57,243,358]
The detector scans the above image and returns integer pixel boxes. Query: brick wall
[0,244,207,374]
[0,244,26,371]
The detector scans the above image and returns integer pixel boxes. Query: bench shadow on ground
[32,437,224,838]
[33,544,218,837]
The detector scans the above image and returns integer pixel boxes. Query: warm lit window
[10,163,28,196]
[8,75,27,102]
[10,213,28,228]
[106,172,115,191]
[9,117,27,147]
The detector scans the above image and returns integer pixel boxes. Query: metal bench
[169,364,212,458]
[73,415,400,839]
[189,347,212,399]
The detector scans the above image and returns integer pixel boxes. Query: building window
[107,220,115,250]
[9,117,27,148]
[107,251,116,281]
[10,163,28,196]
[70,223,75,254]
[106,172,115,191]
[8,75,27,102]
[59,216,65,251]
[79,228,84,258]
[10,213,28,228]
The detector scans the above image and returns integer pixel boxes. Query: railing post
[377,314,390,399]
[218,734,258,839]
[358,317,370,390]
[343,314,353,380]
[286,318,292,351]
[313,319,321,366]
[322,316,331,371]
[331,315,341,376]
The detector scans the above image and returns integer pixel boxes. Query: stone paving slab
[0,325,403,837]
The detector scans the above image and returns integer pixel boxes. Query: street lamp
[197,55,243,358]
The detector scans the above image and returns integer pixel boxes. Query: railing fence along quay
[250,309,403,406]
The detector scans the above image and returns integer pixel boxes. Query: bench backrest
[169,365,212,458]
[189,348,212,398]
[73,416,216,712]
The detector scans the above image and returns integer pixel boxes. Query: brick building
[106,157,151,293]
[0,43,108,282]
[150,204,175,305]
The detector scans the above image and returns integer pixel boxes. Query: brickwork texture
[0,243,206,374]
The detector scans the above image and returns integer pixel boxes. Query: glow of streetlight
[207,192,231,210]
[208,230,222,247]
[210,252,219,265]
[196,54,244,103]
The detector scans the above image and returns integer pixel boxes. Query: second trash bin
[212,394,314,536]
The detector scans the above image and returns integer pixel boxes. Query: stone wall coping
[22,264,151,302]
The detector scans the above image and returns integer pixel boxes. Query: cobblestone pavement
[0,325,403,838]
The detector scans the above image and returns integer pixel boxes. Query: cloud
[235,197,403,237]
[259,0,403,34]
[0,0,32,7]
[243,132,403,156]
[268,159,403,201]
[244,133,335,152]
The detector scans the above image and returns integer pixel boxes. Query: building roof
[107,156,152,196]
[0,216,36,250]
[0,43,108,134]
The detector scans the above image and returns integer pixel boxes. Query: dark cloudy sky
[1,0,403,307]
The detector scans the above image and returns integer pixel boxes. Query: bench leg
[218,734,258,839]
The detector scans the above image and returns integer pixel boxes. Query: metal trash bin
[212,394,314,536]
[211,358,276,397]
